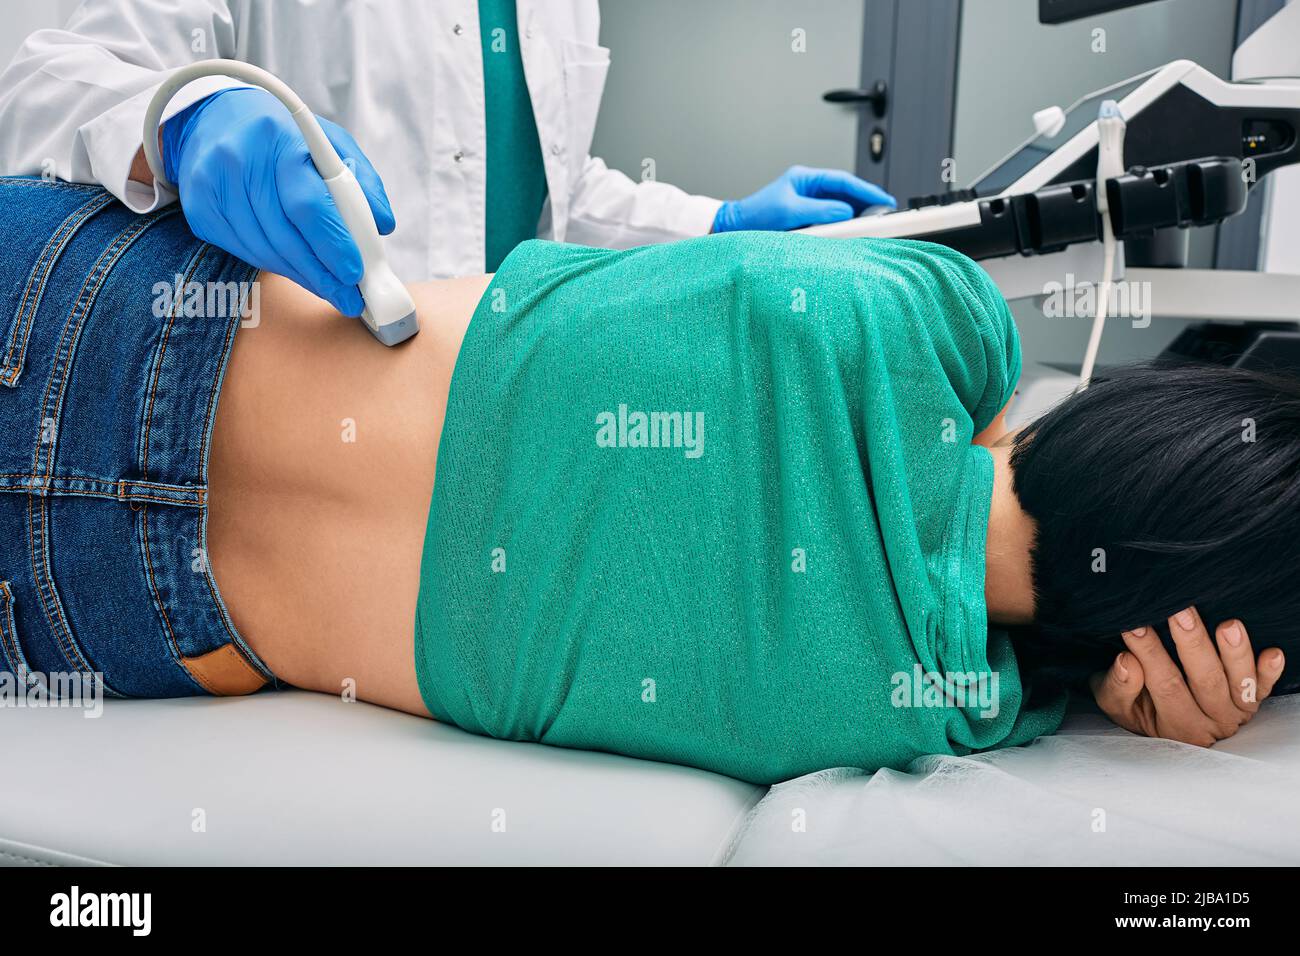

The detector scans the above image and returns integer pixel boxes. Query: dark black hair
[1008,360,1300,694]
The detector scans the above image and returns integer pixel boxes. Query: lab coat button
[453,150,464,163]
[453,23,464,35]
[550,143,561,155]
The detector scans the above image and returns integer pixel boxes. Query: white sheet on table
[725,693,1300,865]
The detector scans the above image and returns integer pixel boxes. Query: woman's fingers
[1166,606,1241,730]
[1120,624,1219,746]
[1212,618,1260,715]
[1089,651,1147,734]
[1105,612,1283,746]
[1256,647,1287,701]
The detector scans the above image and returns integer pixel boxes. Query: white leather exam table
[0,691,763,866]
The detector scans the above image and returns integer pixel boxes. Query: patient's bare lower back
[207,272,488,716]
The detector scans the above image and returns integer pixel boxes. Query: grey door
[833,0,962,206]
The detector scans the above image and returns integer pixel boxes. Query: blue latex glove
[162,87,395,317]
[712,165,895,233]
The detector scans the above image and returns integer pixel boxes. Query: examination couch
[0,691,763,866]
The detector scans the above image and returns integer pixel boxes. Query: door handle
[822,80,888,118]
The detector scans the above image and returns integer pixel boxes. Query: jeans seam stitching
[26,211,172,694]
[139,504,210,694]
[0,581,35,684]
[0,479,205,507]
[31,211,169,480]
[0,178,102,191]
[2,191,116,385]
[25,494,93,681]
[141,243,208,477]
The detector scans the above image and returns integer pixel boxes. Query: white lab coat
[0,0,723,279]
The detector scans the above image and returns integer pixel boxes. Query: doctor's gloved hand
[711,165,895,233]
[162,87,396,317]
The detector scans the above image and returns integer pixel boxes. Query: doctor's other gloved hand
[162,87,396,317]
[711,165,895,233]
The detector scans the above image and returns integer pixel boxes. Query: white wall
[591,0,864,200]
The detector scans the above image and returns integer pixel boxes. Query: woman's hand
[1090,606,1285,746]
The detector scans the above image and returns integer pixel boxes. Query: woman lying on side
[0,178,1289,785]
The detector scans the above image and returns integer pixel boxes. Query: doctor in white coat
[0,0,896,316]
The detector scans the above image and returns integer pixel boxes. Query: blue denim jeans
[0,177,276,697]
